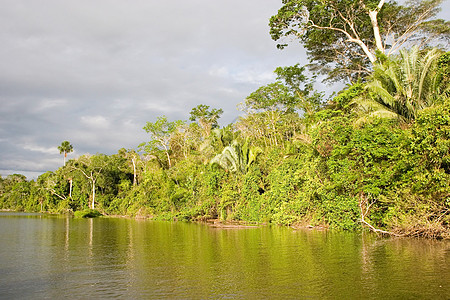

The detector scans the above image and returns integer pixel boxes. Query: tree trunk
[369,10,384,54]
[369,0,386,55]
[91,179,95,209]
[349,37,376,63]
[163,145,171,168]
[132,158,137,186]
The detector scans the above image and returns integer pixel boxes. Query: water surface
[0,212,448,299]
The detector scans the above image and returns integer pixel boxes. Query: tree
[141,116,182,168]
[269,0,449,82]
[274,64,323,114]
[238,83,294,148]
[169,123,202,160]
[237,80,303,148]
[210,140,262,174]
[38,171,68,202]
[0,174,30,211]
[242,82,298,113]
[58,141,74,166]
[353,47,447,122]
[118,148,140,186]
[69,155,107,210]
[189,104,223,138]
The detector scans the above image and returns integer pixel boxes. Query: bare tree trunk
[91,179,96,209]
[163,145,171,168]
[369,10,384,53]
[132,157,137,186]
[369,0,386,54]
[69,178,72,198]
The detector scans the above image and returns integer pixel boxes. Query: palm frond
[352,47,445,123]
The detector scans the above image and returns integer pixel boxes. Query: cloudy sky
[0,0,448,179]
[0,0,311,179]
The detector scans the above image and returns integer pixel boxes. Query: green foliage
[189,104,223,134]
[74,209,102,218]
[210,139,262,174]
[317,194,360,230]
[354,47,446,123]
[269,0,447,82]
[411,101,450,172]
[436,52,449,97]
[141,116,183,168]
[234,165,263,222]
[330,81,364,113]
[264,158,307,225]
[58,140,73,165]
[1,45,448,237]
[274,63,324,113]
[244,82,298,113]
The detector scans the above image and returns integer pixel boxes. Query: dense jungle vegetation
[1,0,449,238]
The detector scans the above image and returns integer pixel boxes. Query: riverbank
[89,210,450,239]
[1,208,449,239]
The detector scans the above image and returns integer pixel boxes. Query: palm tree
[58,141,74,166]
[210,139,262,174]
[353,47,446,123]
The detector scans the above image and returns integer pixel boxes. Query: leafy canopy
[269,0,448,82]
[189,104,223,125]
[141,116,183,168]
[58,141,73,157]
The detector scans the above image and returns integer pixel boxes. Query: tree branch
[46,188,67,201]
[387,5,438,55]
[359,192,404,237]
[308,21,376,63]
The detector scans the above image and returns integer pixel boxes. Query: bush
[74,209,102,218]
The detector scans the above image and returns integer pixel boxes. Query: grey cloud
[0,0,313,179]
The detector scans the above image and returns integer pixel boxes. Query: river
[0,212,448,299]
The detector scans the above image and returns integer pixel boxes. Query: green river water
[0,212,448,299]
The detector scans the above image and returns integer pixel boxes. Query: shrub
[74,209,102,218]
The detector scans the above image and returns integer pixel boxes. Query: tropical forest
[1,0,449,239]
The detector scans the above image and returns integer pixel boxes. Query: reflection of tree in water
[89,218,93,259]
[359,235,450,297]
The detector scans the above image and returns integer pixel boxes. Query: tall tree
[274,64,323,114]
[141,116,182,168]
[69,154,107,210]
[169,123,202,160]
[237,77,306,148]
[58,141,73,166]
[118,148,140,186]
[189,104,223,138]
[242,82,298,113]
[269,0,449,82]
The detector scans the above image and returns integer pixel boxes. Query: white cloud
[0,170,43,180]
[0,156,63,175]
[209,65,276,85]
[22,144,59,155]
[37,98,69,111]
[80,115,110,129]
[234,70,276,85]
[209,66,230,77]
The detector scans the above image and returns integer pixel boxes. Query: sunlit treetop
[269,0,449,82]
